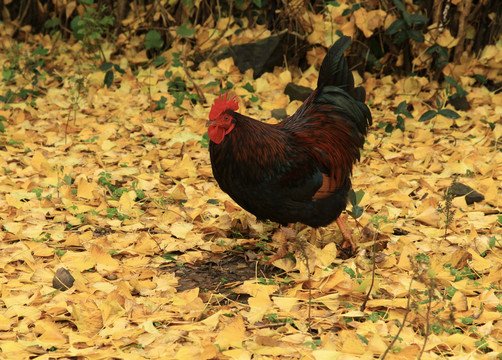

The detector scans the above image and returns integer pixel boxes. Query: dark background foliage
[2,0,501,78]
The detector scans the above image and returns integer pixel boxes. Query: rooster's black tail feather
[317,36,365,103]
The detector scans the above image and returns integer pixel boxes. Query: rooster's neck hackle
[222,113,289,160]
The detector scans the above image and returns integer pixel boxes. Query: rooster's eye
[224,115,231,121]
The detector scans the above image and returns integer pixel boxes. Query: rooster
[207,36,372,262]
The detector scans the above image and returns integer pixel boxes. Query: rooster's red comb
[209,92,239,120]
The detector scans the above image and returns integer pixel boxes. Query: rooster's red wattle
[207,36,372,261]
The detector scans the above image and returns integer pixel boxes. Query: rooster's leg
[336,215,356,250]
[267,226,296,265]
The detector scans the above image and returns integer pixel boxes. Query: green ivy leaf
[472,74,487,84]
[154,57,166,67]
[444,76,458,87]
[70,16,84,41]
[349,189,365,205]
[407,30,424,43]
[162,253,177,261]
[395,101,407,114]
[113,64,125,74]
[396,115,405,131]
[402,11,412,27]
[392,0,406,13]
[395,101,413,118]
[0,115,6,133]
[104,70,114,88]
[425,44,437,55]
[438,46,448,59]
[419,110,437,122]
[438,109,461,119]
[172,51,183,67]
[350,206,364,218]
[461,317,473,325]
[44,18,59,29]
[154,96,167,110]
[145,30,164,50]
[200,133,210,148]
[99,62,113,71]
[489,236,496,248]
[204,81,219,88]
[386,19,405,35]
[357,334,369,344]
[64,173,73,186]
[409,14,428,25]
[241,82,255,93]
[348,189,365,219]
[393,31,408,44]
[343,266,356,278]
[177,23,195,37]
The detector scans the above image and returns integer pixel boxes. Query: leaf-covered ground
[0,6,501,360]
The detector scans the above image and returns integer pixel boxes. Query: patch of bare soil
[168,252,284,298]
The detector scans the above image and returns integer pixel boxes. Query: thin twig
[380,278,414,360]
[205,0,233,60]
[64,108,71,145]
[183,56,207,104]
[417,278,434,360]
[372,136,394,174]
[306,253,312,330]
[454,0,472,62]
[296,236,312,330]
[360,226,378,311]
[13,0,32,34]
[248,323,288,330]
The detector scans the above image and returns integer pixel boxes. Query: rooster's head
[208,92,239,144]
